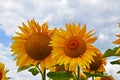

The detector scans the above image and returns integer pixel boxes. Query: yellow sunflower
[95,76,114,80]
[11,19,56,72]
[113,34,120,54]
[83,51,106,73]
[0,62,8,80]
[50,23,98,71]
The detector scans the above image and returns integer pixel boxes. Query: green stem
[37,65,46,80]
[92,76,94,80]
[43,68,46,80]
[78,65,80,80]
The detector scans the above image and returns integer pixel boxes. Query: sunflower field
[0,19,120,80]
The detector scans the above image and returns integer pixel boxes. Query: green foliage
[72,77,86,80]
[117,71,120,74]
[29,68,39,76]
[103,46,120,58]
[47,71,74,80]
[83,72,105,78]
[7,77,12,79]
[17,65,33,72]
[110,59,120,65]
[6,69,9,73]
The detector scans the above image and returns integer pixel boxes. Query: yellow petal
[113,39,120,44]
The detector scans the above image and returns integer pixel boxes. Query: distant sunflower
[50,23,98,71]
[11,19,56,72]
[0,62,8,80]
[113,34,120,54]
[83,51,106,73]
[95,76,114,80]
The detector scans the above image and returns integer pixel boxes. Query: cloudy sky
[0,0,120,80]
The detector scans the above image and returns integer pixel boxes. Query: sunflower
[95,76,114,80]
[11,19,56,72]
[113,34,120,54]
[0,62,8,80]
[83,50,106,73]
[50,23,98,71]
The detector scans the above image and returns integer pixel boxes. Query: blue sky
[0,0,120,80]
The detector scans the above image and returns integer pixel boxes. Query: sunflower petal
[113,39,120,44]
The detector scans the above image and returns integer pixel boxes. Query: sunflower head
[0,62,8,80]
[95,76,115,80]
[83,51,106,73]
[50,23,98,71]
[11,19,56,70]
[25,33,51,60]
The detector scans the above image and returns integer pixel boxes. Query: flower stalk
[78,65,80,80]
[92,76,94,80]
[37,65,46,80]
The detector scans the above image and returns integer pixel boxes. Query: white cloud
[0,0,120,36]
[98,33,109,42]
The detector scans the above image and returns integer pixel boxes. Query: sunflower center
[90,55,102,71]
[25,33,51,60]
[64,37,86,58]
[0,71,2,80]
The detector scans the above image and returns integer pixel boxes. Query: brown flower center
[25,33,51,60]
[90,55,102,71]
[64,37,86,58]
[0,71,2,80]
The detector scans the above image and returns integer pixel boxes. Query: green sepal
[28,68,39,76]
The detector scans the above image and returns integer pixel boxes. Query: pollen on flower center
[90,55,102,71]
[68,38,79,50]
[25,33,51,60]
[64,37,86,58]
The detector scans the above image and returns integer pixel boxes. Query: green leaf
[17,65,33,72]
[110,59,120,65]
[47,71,74,80]
[6,69,9,73]
[71,77,85,80]
[29,68,39,76]
[7,77,12,79]
[83,72,105,78]
[117,71,120,74]
[103,46,120,58]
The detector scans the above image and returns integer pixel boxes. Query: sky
[0,0,120,80]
